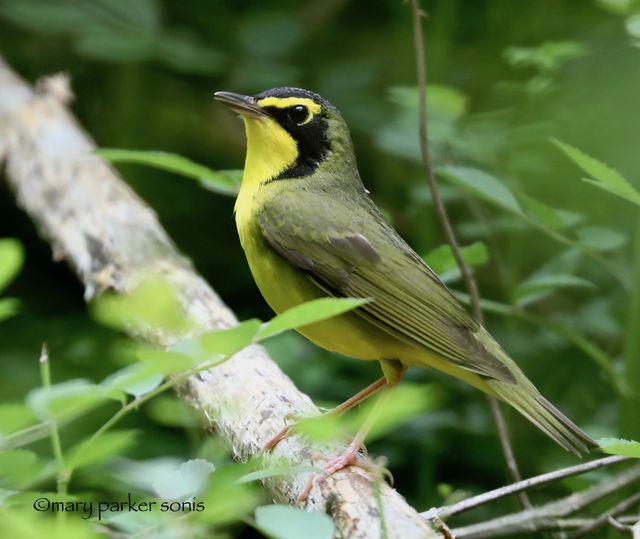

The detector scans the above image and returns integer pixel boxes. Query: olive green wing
[258,190,514,382]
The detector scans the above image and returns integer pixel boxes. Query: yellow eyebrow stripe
[257,96,322,115]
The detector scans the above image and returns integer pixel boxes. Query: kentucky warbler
[214,87,595,490]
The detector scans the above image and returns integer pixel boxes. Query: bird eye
[288,105,310,125]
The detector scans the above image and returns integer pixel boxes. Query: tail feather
[488,380,596,456]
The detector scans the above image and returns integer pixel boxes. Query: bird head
[214,87,355,186]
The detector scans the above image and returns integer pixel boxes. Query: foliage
[0,0,223,73]
[423,241,488,283]
[0,238,23,322]
[0,280,377,537]
[97,149,242,196]
[1,0,640,537]
[597,437,640,458]
[253,505,334,539]
[552,138,640,206]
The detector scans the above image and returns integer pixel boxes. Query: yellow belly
[240,217,388,360]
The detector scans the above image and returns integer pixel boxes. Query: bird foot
[297,441,363,504]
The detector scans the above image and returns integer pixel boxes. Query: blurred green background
[1,0,639,537]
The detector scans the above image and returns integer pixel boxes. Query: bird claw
[296,447,395,504]
[297,446,362,504]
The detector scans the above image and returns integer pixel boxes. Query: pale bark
[0,56,438,539]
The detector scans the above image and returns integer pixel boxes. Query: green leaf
[0,489,17,505]
[235,464,320,484]
[67,430,138,470]
[97,149,242,196]
[172,319,262,363]
[552,138,640,206]
[437,166,522,214]
[196,468,261,526]
[513,273,595,306]
[358,383,439,442]
[625,13,640,38]
[27,380,118,421]
[136,348,195,375]
[106,0,160,32]
[0,299,20,323]
[595,0,634,15]
[92,276,192,333]
[0,404,36,436]
[110,458,183,492]
[555,209,585,228]
[199,320,262,356]
[75,30,155,62]
[388,85,468,120]
[576,226,627,252]
[0,1,100,34]
[256,297,370,340]
[0,450,39,484]
[0,505,102,539]
[145,396,199,428]
[151,458,216,500]
[518,193,564,230]
[254,505,335,539]
[299,384,438,443]
[98,511,170,536]
[423,241,489,275]
[504,41,587,73]
[0,239,24,294]
[597,437,640,458]
[296,412,343,442]
[101,364,164,398]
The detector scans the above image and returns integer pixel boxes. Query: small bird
[214,87,595,497]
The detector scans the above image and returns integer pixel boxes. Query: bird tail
[487,379,596,456]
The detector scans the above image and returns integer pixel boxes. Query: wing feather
[258,190,514,382]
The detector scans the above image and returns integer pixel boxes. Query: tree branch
[606,516,638,536]
[571,491,640,538]
[408,0,529,509]
[449,463,640,538]
[0,55,439,539]
[421,454,631,521]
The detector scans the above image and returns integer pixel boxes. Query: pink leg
[331,377,388,414]
[265,377,388,451]
[297,382,399,503]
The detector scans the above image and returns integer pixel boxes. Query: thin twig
[606,516,635,535]
[409,0,481,319]
[38,344,69,524]
[449,464,640,538]
[39,345,69,496]
[421,454,631,520]
[545,516,640,529]
[571,491,640,538]
[487,396,531,509]
[408,0,529,509]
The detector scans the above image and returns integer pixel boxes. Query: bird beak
[214,91,270,119]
